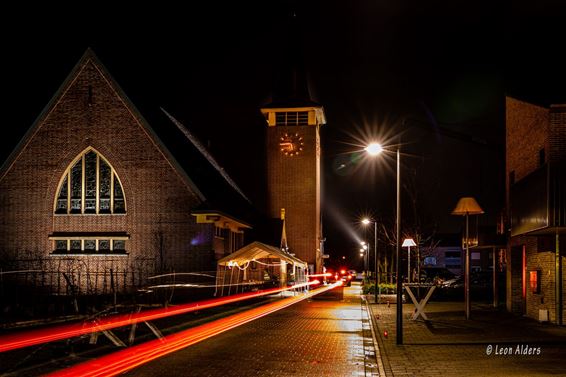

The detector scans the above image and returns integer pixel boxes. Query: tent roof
[217,241,306,268]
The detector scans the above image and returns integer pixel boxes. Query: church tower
[260,25,326,273]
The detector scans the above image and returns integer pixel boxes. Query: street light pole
[452,197,484,320]
[362,218,379,304]
[402,238,416,284]
[364,142,403,345]
[395,147,402,345]
[373,221,378,304]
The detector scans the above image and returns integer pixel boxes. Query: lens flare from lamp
[365,143,383,156]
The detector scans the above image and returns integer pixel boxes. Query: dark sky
[3,1,565,265]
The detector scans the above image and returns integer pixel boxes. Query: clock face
[279,132,304,156]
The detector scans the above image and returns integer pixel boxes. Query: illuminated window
[55,149,126,214]
[51,238,127,254]
[529,270,541,294]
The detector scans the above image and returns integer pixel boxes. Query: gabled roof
[0,48,259,225]
[0,49,204,202]
[217,241,307,268]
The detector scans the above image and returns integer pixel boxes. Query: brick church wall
[0,56,210,295]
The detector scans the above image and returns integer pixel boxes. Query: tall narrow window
[538,148,545,167]
[55,148,126,214]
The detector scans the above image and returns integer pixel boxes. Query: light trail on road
[47,281,343,377]
[0,281,317,353]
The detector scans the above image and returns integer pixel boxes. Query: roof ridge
[161,108,251,203]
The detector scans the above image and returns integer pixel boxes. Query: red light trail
[47,281,342,377]
[0,281,318,353]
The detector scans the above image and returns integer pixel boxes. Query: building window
[55,148,126,215]
[51,238,128,255]
[214,226,225,238]
[423,256,437,265]
[529,270,541,294]
[538,148,545,167]
[275,111,309,126]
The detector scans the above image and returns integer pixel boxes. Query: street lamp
[360,242,368,278]
[365,142,403,345]
[402,238,416,283]
[452,197,484,320]
[362,218,379,304]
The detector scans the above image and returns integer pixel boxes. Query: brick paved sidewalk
[365,299,566,377]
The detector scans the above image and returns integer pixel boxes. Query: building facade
[0,50,250,297]
[506,97,565,324]
[261,103,325,274]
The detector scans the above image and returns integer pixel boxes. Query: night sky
[3,1,565,266]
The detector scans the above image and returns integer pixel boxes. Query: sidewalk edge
[364,297,388,377]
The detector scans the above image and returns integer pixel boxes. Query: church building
[0,49,254,296]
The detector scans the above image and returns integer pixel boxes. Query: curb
[363,296,388,377]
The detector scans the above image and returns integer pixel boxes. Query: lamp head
[361,218,371,225]
[402,238,416,247]
[452,197,484,215]
[365,143,383,156]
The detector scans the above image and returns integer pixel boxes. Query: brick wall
[506,97,566,324]
[549,104,566,162]
[0,57,211,294]
[505,97,549,184]
[506,244,524,315]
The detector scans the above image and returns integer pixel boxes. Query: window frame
[50,236,129,256]
[54,147,127,215]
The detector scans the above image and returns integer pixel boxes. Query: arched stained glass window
[55,149,126,214]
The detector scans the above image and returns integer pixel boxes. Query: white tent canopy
[215,241,308,296]
[217,241,307,269]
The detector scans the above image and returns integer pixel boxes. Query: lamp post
[402,238,416,283]
[362,218,379,303]
[452,197,484,320]
[360,242,368,278]
[365,142,403,345]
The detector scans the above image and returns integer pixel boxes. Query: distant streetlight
[365,141,403,345]
[402,238,416,283]
[452,197,484,320]
[360,242,368,277]
[362,218,379,304]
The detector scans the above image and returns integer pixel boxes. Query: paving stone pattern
[368,299,566,377]
[127,286,379,376]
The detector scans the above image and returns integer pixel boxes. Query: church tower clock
[261,82,326,273]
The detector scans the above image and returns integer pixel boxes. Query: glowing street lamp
[402,238,416,283]
[452,197,484,320]
[362,218,379,304]
[365,141,403,345]
[360,242,369,277]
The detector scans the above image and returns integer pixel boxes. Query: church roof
[0,48,261,226]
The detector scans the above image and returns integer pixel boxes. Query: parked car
[419,267,457,285]
[440,275,463,288]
